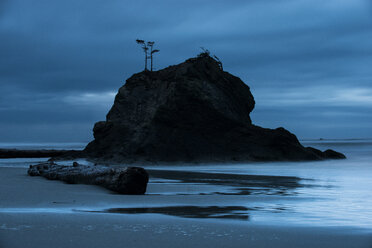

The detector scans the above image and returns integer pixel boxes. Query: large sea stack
[83,54,345,163]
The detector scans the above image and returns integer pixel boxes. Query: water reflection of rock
[148,169,314,196]
[79,206,250,220]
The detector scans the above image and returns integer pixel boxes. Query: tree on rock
[148,41,160,71]
[136,39,160,71]
[136,39,149,71]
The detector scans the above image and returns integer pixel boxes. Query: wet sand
[0,167,371,248]
[2,212,371,248]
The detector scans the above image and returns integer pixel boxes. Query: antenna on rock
[136,39,159,71]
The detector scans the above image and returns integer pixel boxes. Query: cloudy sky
[1,0,372,143]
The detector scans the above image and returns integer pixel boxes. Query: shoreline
[1,166,371,227]
[1,160,371,248]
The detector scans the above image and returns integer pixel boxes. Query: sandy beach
[1,164,371,248]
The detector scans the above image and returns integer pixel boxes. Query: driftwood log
[28,162,149,195]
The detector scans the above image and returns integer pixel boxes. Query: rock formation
[83,54,345,163]
[28,162,149,194]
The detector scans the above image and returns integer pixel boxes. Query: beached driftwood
[28,162,149,194]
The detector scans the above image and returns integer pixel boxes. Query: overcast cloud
[1,0,372,142]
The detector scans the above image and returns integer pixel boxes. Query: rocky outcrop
[305,147,345,160]
[28,162,149,194]
[83,54,345,163]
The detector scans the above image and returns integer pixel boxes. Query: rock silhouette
[83,55,345,163]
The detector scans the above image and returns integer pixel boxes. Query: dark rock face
[28,162,149,194]
[323,149,346,159]
[305,147,345,159]
[83,55,345,163]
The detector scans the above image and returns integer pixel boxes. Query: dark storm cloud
[1,0,372,141]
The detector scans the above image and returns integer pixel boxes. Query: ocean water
[0,142,86,150]
[0,140,371,230]
[143,139,372,229]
